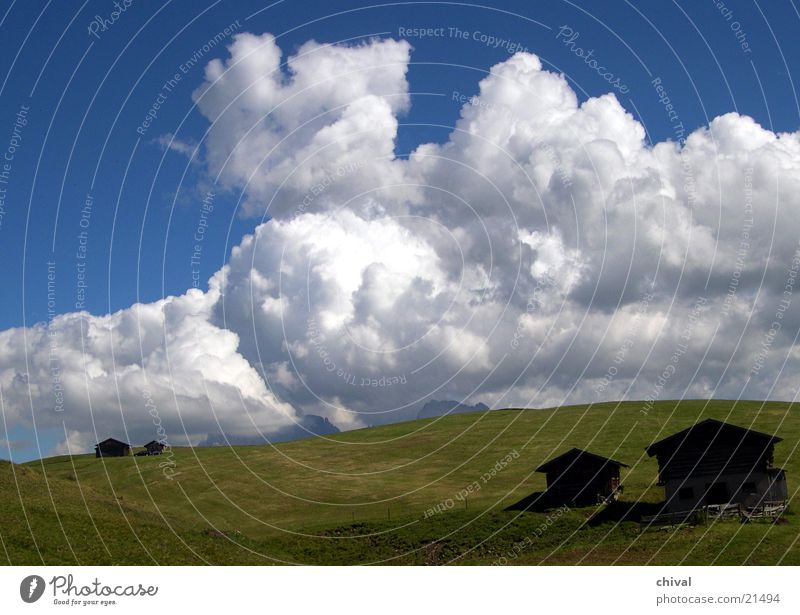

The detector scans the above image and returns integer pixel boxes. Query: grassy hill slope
[3,399,799,564]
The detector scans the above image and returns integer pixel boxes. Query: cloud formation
[0,280,298,452]
[3,33,800,454]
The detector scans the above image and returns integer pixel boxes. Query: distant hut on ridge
[95,438,131,458]
[142,440,166,455]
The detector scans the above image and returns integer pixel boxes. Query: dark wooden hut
[645,419,787,513]
[95,438,131,458]
[535,448,628,506]
[142,440,166,455]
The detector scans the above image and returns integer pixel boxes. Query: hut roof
[95,438,131,447]
[535,448,628,473]
[645,418,781,457]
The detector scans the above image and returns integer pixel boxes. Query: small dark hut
[645,418,787,513]
[95,438,131,458]
[142,440,166,455]
[535,448,628,506]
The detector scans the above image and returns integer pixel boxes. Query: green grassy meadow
[2,399,799,565]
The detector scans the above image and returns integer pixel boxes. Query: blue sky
[2,0,800,461]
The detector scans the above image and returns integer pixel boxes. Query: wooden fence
[641,501,787,527]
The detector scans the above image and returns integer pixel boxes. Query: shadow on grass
[586,500,667,526]
[506,491,668,527]
[504,491,552,512]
